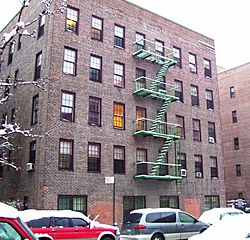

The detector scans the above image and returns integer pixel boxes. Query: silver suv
[120,208,209,240]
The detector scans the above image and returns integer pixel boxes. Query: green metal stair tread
[134,175,182,180]
[133,89,178,101]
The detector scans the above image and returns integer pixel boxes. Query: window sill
[114,45,125,50]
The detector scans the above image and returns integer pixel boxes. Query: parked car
[0,202,53,240]
[120,208,209,240]
[189,213,250,240]
[198,207,244,225]
[19,209,120,240]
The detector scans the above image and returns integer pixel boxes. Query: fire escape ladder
[149,99,171,132]
[150,138,173,176]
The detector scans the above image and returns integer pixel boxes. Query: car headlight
[115,228,121,236]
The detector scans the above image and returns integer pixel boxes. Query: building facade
[218,63,250,206]
[0,0,225,224]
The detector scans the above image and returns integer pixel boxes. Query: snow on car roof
[19,209,91,223]
[0,202,19,218]
[131,208,182,214]
[199,207,244,225]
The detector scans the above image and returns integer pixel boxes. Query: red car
[19,209,120,240]
[0,202,52,240]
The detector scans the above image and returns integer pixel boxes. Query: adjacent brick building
[218,63,250,206]
[0,0,225,224]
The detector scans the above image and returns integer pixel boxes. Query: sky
[0,0,250,69]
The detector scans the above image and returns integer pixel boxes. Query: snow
[189,214,250,240]
[0,202,19,218]
[198,207,244,225]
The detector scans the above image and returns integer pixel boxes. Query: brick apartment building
[218,63,250,206]
[0,0,225,224]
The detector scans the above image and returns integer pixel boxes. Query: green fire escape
[133,39,182,180]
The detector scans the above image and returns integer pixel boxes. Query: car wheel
[101,235,114,240]
[151,233,164,240]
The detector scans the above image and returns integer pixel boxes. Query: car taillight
[133,225,146,230]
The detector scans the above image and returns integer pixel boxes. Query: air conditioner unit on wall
[196,172,202,178]
[208,137,215,144]
[181,169,187,177]
[26,163,34,171]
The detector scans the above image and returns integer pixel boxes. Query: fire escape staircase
[133,39,182,180]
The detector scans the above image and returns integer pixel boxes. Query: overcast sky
[1,0,250,69]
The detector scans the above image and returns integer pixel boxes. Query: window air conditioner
[190,65,196,73]
[196,172,202,178]
[26,163,34,171]
[181,169,187,177]
[159,89,167,94]
[208,137,215,144]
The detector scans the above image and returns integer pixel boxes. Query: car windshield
[17,217,38,239]
[124,213,142,224]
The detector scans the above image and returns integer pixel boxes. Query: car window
[146,212,176,223]
[28,217,51,228]
[71,218,88,227]
[124,213,142,224]
[220,212,243,220]
[53,217,71,227]
[0,222,22,240]
[179,212,196,223]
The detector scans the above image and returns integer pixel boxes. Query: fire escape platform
[134,130,180,140]
[134,175,182,180]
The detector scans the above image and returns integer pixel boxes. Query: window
[58,195,87,214]
[113,102,125,129]
[88,142,101,173]
[236,164,241,176]
[114,24,125,48]
[234,137,239,150]
[123,196,145,220]
[176,115,185,139]
[204,195,220,210]
[136,148,147,175]
[0,222,23,239]
[89,97,101,126]
[17,34,22,50]
[8,42,15,65]
[195,155,203,178]
[230,86,235,98]
[135,67,146,90]
[232,110,237,123]
[193,119,201,142]
[59,139,73,170]
[66,6,79,33]
[210,156,218,178]
[191,85,199,106]
[208,122,216,143]
[61,91,75,122]
[136,107,146,131]
[179,153,187,174]
[29,141,36,164]
[155,39,164,56]
[63,47,77,75]
[91,16,103,41]
[173,47,181,68]
[174,80,183,102]
[31,95,39,125]
[135,32,145,51]
[90,55,102,82]
[4,77,10,98]
[11,108,16,123]
[206,89,214,110]
[34,51,42,80]
[114,62,125,87]
[189,53,197,73]
[160,196,179,208]
[204,58,212,78]
[38,13,45,38]
[114,145,125,174]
